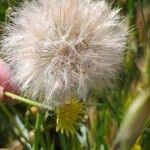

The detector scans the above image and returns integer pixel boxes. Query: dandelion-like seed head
[1,0,128,108]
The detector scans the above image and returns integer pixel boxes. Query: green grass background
[0,0,150,149]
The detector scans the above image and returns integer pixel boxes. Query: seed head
[1,0,128,108]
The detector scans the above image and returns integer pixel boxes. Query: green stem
[128,0,134,26]
[0,104,31,145]
[4,91,51,110]
[32,112,43,150]
[113,89,150,150]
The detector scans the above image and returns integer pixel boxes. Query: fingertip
[0,59,12,90]
[0,59,10,80]
[0,86,4,102]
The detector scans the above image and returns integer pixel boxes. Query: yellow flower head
[56,96,85,136]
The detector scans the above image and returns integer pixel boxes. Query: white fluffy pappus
[1,0,128,108]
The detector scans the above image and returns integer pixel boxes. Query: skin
[0,59,16,102]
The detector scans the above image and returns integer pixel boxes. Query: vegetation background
[0,0,150,149]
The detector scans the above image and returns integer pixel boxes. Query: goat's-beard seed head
[1,0,128,108]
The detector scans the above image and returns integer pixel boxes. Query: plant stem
[0,104,31,146]
[32,112,43,150]
[4,91,51,110]
[113,88,150,150]
[128,0,134,26]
